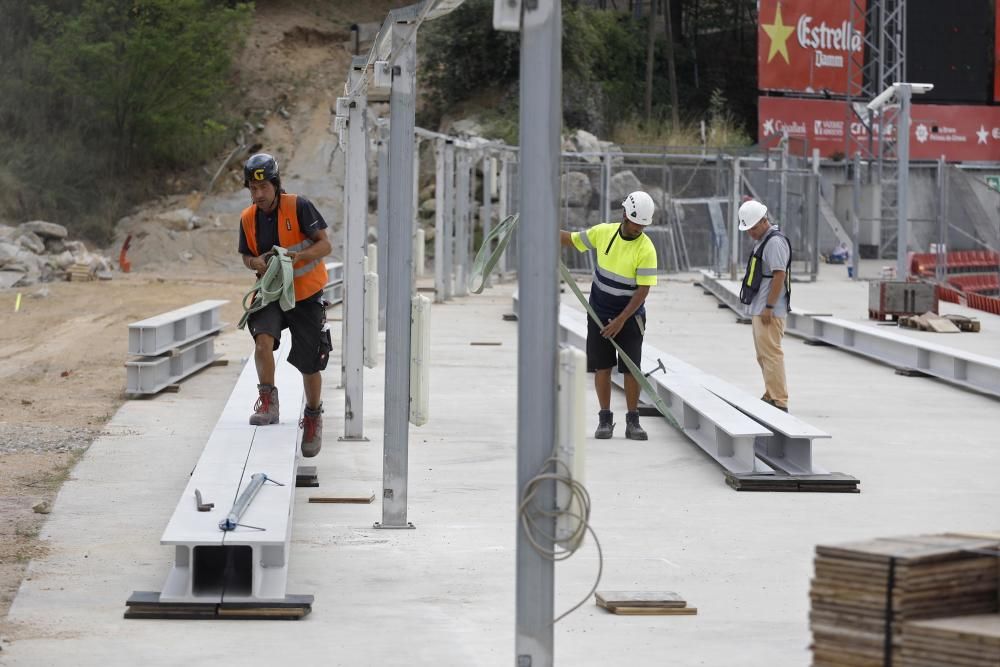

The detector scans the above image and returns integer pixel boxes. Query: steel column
[454,150,470,297]
[376,121,390,330]
[896,83,912,279]
[342,63,368,440]
[442,141,455,300]
[482,155,493,287]
[379,22,417,529]
[515,1,561,664]
[729,158,740,280]
[434,139,447,301]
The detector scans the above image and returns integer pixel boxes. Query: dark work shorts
[247,293,329,375]
[587,313,644,373]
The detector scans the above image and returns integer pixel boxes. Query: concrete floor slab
[2,271,998,666]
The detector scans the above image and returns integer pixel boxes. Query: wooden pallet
[809,534,1000,666]
[595,590,697,615]
[68,262,93,282]
[124,591,313,620]
[898,312,982,333]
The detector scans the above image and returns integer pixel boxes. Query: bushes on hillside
[0,0,252,243]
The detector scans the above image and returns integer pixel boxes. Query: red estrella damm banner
[759,97,1000,161]
[758,0,865,95]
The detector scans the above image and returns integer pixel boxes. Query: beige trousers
[752,316,788,408]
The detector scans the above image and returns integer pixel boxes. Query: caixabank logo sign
[758,0,865,95]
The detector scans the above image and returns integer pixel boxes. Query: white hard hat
[622,191,655,226]
[738,200,768,231]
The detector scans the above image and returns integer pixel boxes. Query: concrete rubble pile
[0,220,114,288]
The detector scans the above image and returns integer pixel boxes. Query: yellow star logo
[762,3,795,64]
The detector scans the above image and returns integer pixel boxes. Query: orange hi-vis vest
[240,193,328,302]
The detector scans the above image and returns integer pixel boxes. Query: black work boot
[594,410,615,439]
[249,384,279,425]
[625,411,648,440]
[300,403,323,458]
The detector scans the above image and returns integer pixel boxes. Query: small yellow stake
[14,292,22,313]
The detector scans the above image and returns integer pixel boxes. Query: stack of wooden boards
[810,533,1000,667]
[595,591,697,616]
[897,312,981,333]
[900,614,1000,666]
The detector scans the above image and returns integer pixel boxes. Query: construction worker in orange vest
[238,153,332,456]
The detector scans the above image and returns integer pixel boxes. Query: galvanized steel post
[342,60,368,441]
[515,0,561,664]
[378,21,417,529]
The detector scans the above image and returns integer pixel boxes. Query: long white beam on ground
[549,304,773,473]
[698,270,1000,400]
[128,300,227,356]
[785,310,1000,399]
[159,331,303,603]
[126,336,221,395]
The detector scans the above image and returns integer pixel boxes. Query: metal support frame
[378,21,417,530]
[454,149,470,297]
[376,120,390,330]
[481,154,493,287]
[894,83,912,279]
[729,158,741,280]
[433,139,446,301]
[442,141,456,300]
[845,0,907,261]
[935,156,948,284]
[514,1,561,663]
[413,135,422,282]
[342,59,369,441]
[785,311,1000,399]
[498,155,511,275]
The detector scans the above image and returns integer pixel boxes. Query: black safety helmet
[243,153,280,188]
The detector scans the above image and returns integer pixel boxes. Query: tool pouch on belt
[317,326,332,371]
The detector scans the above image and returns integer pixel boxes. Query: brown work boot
[249,384,279,425]
[300,403,323,457]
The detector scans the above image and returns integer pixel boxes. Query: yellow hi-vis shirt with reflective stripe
[570,222,657,321]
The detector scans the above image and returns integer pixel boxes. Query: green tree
[33,0,253,173]
[0,0,252,241]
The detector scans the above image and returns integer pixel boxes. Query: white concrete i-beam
[152,332,307,607]
[699,270,1000,400]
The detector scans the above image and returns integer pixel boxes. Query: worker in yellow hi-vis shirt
[560,191,658,440]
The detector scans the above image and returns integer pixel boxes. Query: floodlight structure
[845,0,908,263]
[868,82,934,279]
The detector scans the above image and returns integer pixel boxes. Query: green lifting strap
[237,246,296,330]
[469,214,679,429]
[469,214,519,294]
